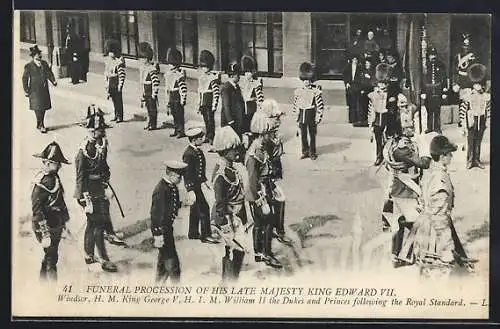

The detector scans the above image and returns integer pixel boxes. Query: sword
[107,182,125,218]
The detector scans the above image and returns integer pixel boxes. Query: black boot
[253,225,264,261]
[231,249,245,280]
[39,261,47,280]
[222,247,233,281]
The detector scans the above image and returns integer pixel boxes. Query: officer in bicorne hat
[104,39,126,123]
[368,62,398,165]
[197,50,221,146]
[211,126,249,282]
[165,48,188,138]
[240,55,265,140]
[31,142,71,281]
[292,62,325,160]
[151,160,188,283]
[182,128,219,243]
[459,63,490,169]
[138,42,161,131]
[74,106,120,272]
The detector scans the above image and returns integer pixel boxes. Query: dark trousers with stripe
[467,116,486,165]
[188,187,211,238]
[298,109,318,156]
[425,95,442,133]
[200,105,215,142]
[34,110,46,129]
[145,96,158,129]
[250,202,273,256]
[156,226,181,283]
[34,224,63,281]
[242,101,257,134]
[170,102,185,134]
[110,90,124,121]
[84,199,111,261]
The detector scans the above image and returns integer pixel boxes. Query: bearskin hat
[250,113,271,135]
[468,63,487,84]
[138,42,153,60]
[199,50,215,70]
[104,39,121,57]
[227,62,241,76]
[166,48,182,67]
[33,142,70,164]
[375,63,391,83]
[241,55,256,73]
[213,126,241,152]
[430,135,458,157]
[299,62,314,81]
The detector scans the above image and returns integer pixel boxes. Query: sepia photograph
[11,10,491,319]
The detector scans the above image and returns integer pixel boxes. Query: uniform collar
[431,161,447,172]
[162,176,175,185]
[189,143,199,150]
[229,80,239,89]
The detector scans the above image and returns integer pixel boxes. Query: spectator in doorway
[65,23,82,84]
[348,28,365,59]
[379,28,393,52]
[79,34,90,82]
[343,55,363,124]
[377,50,387,66]
[354,59,376,127]
[363,31,380,61]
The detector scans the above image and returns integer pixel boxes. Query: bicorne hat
[33,142,70,164]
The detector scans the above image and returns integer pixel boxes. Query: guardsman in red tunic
[245,114,283,268]
[211,127,248,282]
[197,50,221,145]
[138,42,160,131]
[104,39,126,123]
[74,108,119,272]
[165,48,188,138]
[183,128,219,243]
[292,62,325,160]
[240,55,265,144]
[459,63,490,169]
[31,142,70,281]
[151,160,188,283]
[368,63,398,165]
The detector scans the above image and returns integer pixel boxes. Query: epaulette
[247,139,268,164]
[215,165,240,186]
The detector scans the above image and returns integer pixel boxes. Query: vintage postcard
[12,10,491,319]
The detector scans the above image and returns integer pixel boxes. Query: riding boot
[231,249,245,280]
[39,261,47,280]
[252,225,264,261]
[222,246,233,281]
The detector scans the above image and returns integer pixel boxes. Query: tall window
[220,12,283,76]
[20,11,36,43]
[102,11,138,57]
[157,12,198,66]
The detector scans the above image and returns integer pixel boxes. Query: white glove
[420,93,427,100]
[261,202,271,216]
[452,84,460,93]
[153,235,164,248]
[41,235,51,248]
[186,191,196,206]
[442,94,447,99]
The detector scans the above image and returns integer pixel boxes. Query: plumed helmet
[104,39,121,56]
[430,135,458,157]
[138,42,153,60]
[213,126,241,152]
[250,113,271,134]
[84,104,107,131]
[33,141,70,164]
[199,50,215,70]
[166,47,182,66]
[227,62,241,76]
[468,63,487,84]
[241,55,256,73]
[259,99,283,118]
[299,62,314,81]
[375,63,391,83]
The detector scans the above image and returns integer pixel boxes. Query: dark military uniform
[240,55,265,134]
[198,70,220,143]
[292,83,325,159]
[182,144,211,239]
[165,48,187,137]
[139,42,160,130]
[212,158,247,281]
[65,27,82,84]
[151,178,182,283]
[74,132,117,270]
[266,134,286,237]
[422,61,447,133]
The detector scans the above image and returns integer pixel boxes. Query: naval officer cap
[163,160,188,173]
[185,127,205,139]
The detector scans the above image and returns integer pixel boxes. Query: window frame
[102,11,139,59]
[20,11,36,44]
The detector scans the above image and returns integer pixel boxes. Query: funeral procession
[14,12,490,288]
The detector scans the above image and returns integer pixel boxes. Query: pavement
[13,53,490,292]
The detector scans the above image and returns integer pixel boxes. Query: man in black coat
[221,62,245,138]
[343,55,363,124]
[22,45,58,133]
[64,23,82,84]
[150,160,188,283]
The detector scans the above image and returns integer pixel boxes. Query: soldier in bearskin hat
[459,63,490,169]
[421,46,448,134]
[104,39,126,123]
[138,42,161,130]
[240,55,265,139]
[74,106,120,272]
[368,62,398,165]
[211,126,249,282]
[412,135,477,274]
[245,114,283,268]
[31,142,70,281]
[292,62,325,160]
[165,48,188,138]
[150,160,188,283]
[197,50,221,146]
[221,62,246,138]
